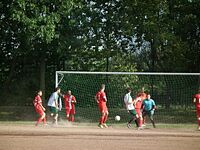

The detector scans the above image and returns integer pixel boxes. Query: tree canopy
[0,0,199,104]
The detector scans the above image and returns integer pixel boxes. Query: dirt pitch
[0,123,200,150]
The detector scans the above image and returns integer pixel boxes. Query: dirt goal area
[0,123,200,150]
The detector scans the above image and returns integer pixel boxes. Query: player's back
[33,95,41,106]
[135,97,142,109]
[96,91,106,104]
[194,93,200,109]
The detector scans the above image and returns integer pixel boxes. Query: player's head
[67,90,72,95]
[126,87,132,93]
[100,84,105,91]
[146,93,151,99]
[55,87,61,93]
[37,90,42,96]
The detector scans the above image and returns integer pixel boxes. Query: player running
[193,90,200,130]
[47,87,61,125]
[95,84,109,128]
[124,87,139,129]
[134,92,143,129]
[63,90,76,122]
[33,90,46,126]
[142,93,156,128]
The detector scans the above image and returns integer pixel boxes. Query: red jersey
[193,93,200,110]
[64,95,76,110]
[96,91,107,105]
[135,97,142,109]
[33,95,42,108]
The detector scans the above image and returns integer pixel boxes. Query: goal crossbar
[56,71,200,76]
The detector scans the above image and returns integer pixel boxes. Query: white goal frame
[55,71,200,87]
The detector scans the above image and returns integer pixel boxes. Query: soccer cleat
[137,127,143,130]
[142,124,146,127]
[103,123,108,128]
[127,123,131,128]
[98,124,104,129]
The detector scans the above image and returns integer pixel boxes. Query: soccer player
[47,87,61,125]
[124,87,139,129]
[193,90,200,130]
[63,90,76,122]
[33,90,46,126]
[134,92,143,128]
[95,84,109,128]
[142,93,156,128]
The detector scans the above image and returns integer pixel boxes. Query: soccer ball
[115,115,120,121]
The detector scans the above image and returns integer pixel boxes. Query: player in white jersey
[124,87,139,128]
[47,87,61,125]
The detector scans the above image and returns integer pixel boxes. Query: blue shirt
[142,99,156,111]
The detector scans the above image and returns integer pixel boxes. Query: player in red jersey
[134,92,143,128]
[193,90,200,130]
[33,90,46,126]
[95,84,109,128]
[63,90,76,122]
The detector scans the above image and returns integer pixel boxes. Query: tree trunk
[40,58,46,102]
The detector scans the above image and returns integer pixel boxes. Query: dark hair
[55,87,60,92]
[35,90,42,96]
[126,87,132,93]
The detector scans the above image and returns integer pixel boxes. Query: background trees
[0,0,199,105]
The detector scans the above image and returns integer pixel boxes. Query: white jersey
[124,92,135,110]
[47,92,59,107]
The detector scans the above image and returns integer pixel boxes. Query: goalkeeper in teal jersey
[142,93,156,128]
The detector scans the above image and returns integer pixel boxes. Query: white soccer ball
[115,115,120,121]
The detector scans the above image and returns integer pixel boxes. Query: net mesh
[56,72,200,124]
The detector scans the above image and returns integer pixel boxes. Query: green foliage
[0,0,200,106]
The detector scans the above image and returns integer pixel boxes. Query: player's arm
[72,96,76,103]
[54,94,58,109]
[141,100,145,111]
[132,99,137,106]
[152,100,156,110]
[193,95,196,103]
[103,95,107,102]
[59,92,64,98]
[40,104,46,111]
[95,94,99,103]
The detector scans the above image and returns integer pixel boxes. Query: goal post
[55,71,200,124]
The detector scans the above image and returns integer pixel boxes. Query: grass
[0,106,198,129]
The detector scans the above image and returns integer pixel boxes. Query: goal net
[56,71,200,125]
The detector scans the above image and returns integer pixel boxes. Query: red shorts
[135,108,142,117]
[98,103,108,113]
[66,108,75,115]
[196,110,200,117]
[34,106,44,116]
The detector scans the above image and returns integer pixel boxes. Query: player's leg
[196,110,200,130]
[149,110,156,128]
[70,108,75,122]
[65,108,70,121]
[127,110,138,128]
[102,106,108,128]
[99,111,105,128]
[98,104,105,128]
[42,112,47,124]
[142,110,147,126]
[35,107,45,126]
[51,107,58,125]
[136,109,142,127]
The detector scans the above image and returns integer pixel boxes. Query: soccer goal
[56,71,200,124]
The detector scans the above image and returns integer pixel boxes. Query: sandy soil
[0,124,200,150]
